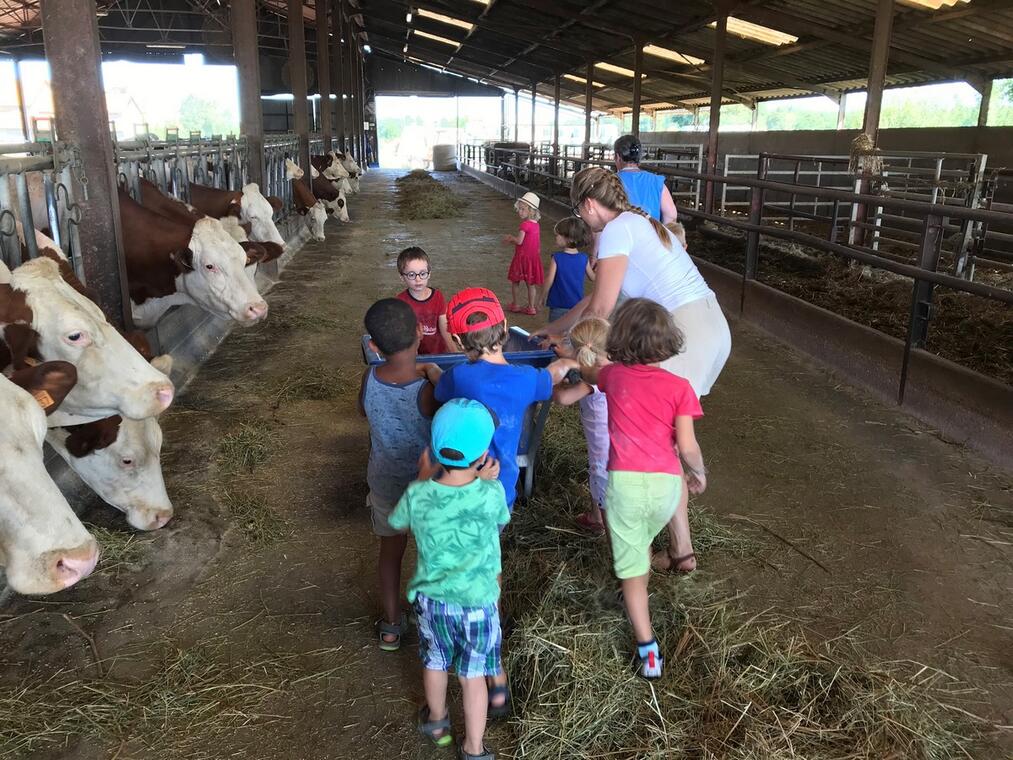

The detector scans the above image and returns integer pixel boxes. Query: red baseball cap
[446,287,506,335]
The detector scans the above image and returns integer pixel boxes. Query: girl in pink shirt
[503,191,543,316]
[582,298,708,680]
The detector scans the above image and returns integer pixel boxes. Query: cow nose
[246,300,269,321]
[51,540,100,589]
[155,384,175,410]
[132,507,173,531]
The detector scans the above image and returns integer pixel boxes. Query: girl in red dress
[502,191,543,316]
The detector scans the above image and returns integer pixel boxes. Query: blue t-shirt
[435,360,554,508]
[546,251,589,310]
[617,169,665,220]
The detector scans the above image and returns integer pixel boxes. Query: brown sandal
[652,550,697,574]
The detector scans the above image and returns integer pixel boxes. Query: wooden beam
[978,78,993,128]
[863,0,894,142]
[332,0,345,145]
[705,8,728,215]
[288,0,311,182]
[631,38,643,136]
[583,61,593,160]
[316,0,332,150]
[232,0,264,186]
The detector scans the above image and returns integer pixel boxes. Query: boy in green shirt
[389,398,509,760]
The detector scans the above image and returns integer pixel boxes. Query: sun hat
[517,191,540,210]
[446,287,506,335]
[431,398,497,467]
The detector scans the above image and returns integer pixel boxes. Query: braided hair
[571,167,673,251]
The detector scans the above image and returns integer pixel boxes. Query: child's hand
[686,469,707,494]
[477,455,501,481]
[417,362,442,385]
[417,448,442,481]
[552,341,576,360]
[502,234,515,245]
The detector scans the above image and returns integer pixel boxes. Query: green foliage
[178,94,238,138]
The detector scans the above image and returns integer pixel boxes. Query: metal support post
[529,83,536,168]
[500,94,506,141]
[344,7,356,153]
[705,7,728,214]
[512,86,519,142]
[41,0,131,327]
[583,62,593,161]
[316,0,332,151]
[552,74,560,176]
[232,0,264,186]
[977,79,993,128]
[836,95,847,130]
[13,59,29,141]
[899,213,943,403]
[288,0,311,182]
[333,3,346,149]
[360,50,368,164]
[631,38,643,137]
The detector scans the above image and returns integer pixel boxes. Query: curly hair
[570,167,673,251]
[606,298,684,366]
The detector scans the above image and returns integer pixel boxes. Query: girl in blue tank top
[542,217,595,322]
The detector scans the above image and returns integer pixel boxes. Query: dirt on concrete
[0,170,1010,760]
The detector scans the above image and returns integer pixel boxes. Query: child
[395,246,454,355]
[389,399,508,760]
[551,317,610,534]
[542,217,595,323]
[502,191,543,316]
[583,298,707,680]
[358,298,441,652]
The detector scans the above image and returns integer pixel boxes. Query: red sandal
[575,512,605,534]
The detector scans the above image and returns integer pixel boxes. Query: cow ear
[9,360,78,415]
[297,207,308,216]
[324,207,334,215]
[338,198,345,209]
[267,196,284,213]
[226,200,242,218]
[64,415,122,457]
[170,248,194,273]
[240,221,253,236]
[258,242,284,262]
[151,354,174,376]
[239,240,267,265]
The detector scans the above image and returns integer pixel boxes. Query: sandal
[487,682,511,719]
[651,550,697,574]
[417,705,453,747]
[575,512,605,534]
[506,303,523,314]
[523,306,537,316]
[460,746,495,760]
[376,611,407,652]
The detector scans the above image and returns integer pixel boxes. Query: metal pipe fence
[0,140,84,277]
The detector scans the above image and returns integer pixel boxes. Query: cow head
[6,257,175,419]
[0,365,99,594]
[304,201,327,241]
[239,183,287,251]
[327,191,350,224]
[176,217,269,325]
[284,159,304,181]
[48,355,174,532]
[323,157,350,181]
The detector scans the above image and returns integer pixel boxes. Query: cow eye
[205,263,215,272]
[121,457,134,467]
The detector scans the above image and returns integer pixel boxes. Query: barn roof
[0,1,1010,110]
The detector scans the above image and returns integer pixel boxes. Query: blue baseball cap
[432,398,497,467]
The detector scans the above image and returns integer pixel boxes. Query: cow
[187,182,288,251]
[2,246,175,420]
[285,159,328,241]
[0,362,100,594]
[311,172,350,223]
[117,188,270,328]
[311,153,354,195]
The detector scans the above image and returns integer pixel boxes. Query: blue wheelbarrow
[361,327,557,500]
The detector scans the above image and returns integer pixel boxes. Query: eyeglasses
[401,270,430,280]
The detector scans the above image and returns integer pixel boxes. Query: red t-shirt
[397,288,448,355]
[597,363,703,475]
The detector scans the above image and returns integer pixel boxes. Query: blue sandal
[376,612,407,652]
[417,706,453,747]
[488,683,511,719]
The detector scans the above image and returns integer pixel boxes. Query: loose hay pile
[492,407,979,759]
[395,169,468,220]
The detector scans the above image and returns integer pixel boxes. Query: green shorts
[606,471,682,579]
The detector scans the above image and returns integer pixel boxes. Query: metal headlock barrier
[0,141,85,277]
[458,143,1012,401]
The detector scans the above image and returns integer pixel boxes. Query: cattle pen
[0,2,1011,760]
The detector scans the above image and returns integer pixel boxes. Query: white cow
[0,363,99,594]
[285,159,328,242]
[4,252,175,419]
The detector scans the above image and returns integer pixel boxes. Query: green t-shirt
[389,477,510,607]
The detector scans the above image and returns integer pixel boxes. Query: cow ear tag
[31,389,55,410]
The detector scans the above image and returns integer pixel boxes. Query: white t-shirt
[596,211,712,311]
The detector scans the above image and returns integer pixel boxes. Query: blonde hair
[571,167,672,250]
[515,199,541,222]
[569,317,610,368]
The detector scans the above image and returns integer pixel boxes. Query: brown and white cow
[118,188,269,328]
[309,166,350,224]
[311,153,354,195]
[0,362,100,594]
[285,159,328,242]
[2,246,175,419]
[188,182,288,251]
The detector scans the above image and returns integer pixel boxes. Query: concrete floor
[1,169,1010,760]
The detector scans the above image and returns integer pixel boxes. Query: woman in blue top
[614,135,678,224]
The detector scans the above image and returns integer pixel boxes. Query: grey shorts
[367,491,406,537]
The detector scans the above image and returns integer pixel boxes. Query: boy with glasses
[396,246,455,354]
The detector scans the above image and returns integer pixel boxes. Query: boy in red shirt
[395,247,454,355]
[582,298,708,681]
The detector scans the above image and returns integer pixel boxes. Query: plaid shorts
[414,595,502,679]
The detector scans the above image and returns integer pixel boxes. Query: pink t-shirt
[597,363,703,475]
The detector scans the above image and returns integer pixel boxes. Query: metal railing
[0,140,84,276]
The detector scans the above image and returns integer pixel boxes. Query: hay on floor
[395,169,467,220]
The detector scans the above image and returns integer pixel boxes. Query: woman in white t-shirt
[540,166,731,397]
[538,167,731,574]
